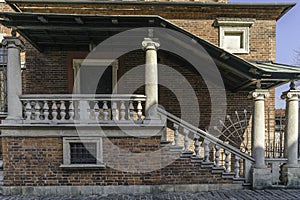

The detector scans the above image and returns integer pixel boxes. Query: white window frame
[60,137,105,169]
[72,59,118,94]
[219,26,249,54]
[215,18,254,54]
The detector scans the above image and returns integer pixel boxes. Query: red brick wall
[2,136,232,186]
[23,43,69,94]
[0,3,13,36]
[171,19,276,61]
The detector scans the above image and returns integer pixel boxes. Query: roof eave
[4,0,297,6]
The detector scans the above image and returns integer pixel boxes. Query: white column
[282,90,300,167]
[2,37,24,122]
[142,38,160,118]
[250,89,270,168]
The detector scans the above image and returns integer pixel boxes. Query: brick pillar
[2,36,24,123]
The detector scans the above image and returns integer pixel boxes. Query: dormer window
[214,18,254,54]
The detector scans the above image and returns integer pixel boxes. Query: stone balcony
[18,94,147,125]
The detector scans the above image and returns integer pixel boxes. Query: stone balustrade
[158,108,254,182]
[20,94,146,123]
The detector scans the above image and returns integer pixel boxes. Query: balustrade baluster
[129,101,134,120]
[234,155,240,178]
[34,101,41,120]
[137,101,142,120]
[94,101,99,120]
[204,141,210,162]
[120,101,126,120]
[103,101,108,121]
[194,134,200,157]
[52,101,58,120]
[225,150,230,173]
[86,100,92,120]
[25,101,32,120]
[215,145,220,167]
[183,128,189,152]
[112,101,117,121]
[43,101,49,120]
[173,123,179,147]
[60,101,66,120]
[69,101,74,120]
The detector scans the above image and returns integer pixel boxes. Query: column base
[2,117,23,124]
[251,167,272,189]
[281,164,300,188]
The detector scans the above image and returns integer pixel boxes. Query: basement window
[215,18,254,54]
[70,143,97,164]
[60,137,105,169]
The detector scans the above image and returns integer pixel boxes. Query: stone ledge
[59,164,106,169]
[1,184,245,196]
[1,125,165,138]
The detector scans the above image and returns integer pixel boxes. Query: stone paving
[0,189,300,200]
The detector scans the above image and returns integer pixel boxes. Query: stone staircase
[160,140,252,188]
[158,108,254,188]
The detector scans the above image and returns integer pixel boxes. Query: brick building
[0,0,299,195]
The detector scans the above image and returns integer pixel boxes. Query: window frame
[215,18,254,54]
[219,26,249,54]
[60,137,105,169]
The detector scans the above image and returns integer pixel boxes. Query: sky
[229,0,300,108]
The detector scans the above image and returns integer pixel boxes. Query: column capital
[281,90,300,101]
[142,38,160,51]
[2,36,25,51]
[249,89,270,100]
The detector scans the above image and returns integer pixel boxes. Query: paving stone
[0,189,300,200]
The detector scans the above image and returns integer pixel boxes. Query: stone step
[222,172,236,179]
[211,167,225,174]
[160,140,173,148]
[232,177,246,184]
[242,182,252,189]
[190,156,203,163]
[201,162,214,168]
[180,151,194,158]
[168,146,183,152]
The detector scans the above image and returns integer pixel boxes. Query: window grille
[70,143,97,164]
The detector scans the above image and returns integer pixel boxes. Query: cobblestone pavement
[0,189,300,200]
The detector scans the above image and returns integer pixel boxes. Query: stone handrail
[20,94,146,123]
[157,107,254,182]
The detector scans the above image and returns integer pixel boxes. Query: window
[214,18,254,54]
[70,143,97,164]
[72,59,118,94]
[61,137,105,168]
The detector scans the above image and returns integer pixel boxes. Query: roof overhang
[0,12,299,92]
[5,1,295,21]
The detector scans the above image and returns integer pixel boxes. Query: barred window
[0,46,7,114]
[61,137,104,168]
[70,143,97,164]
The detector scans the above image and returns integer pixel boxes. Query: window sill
[222,48,249,54]
[60,163,106,169]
